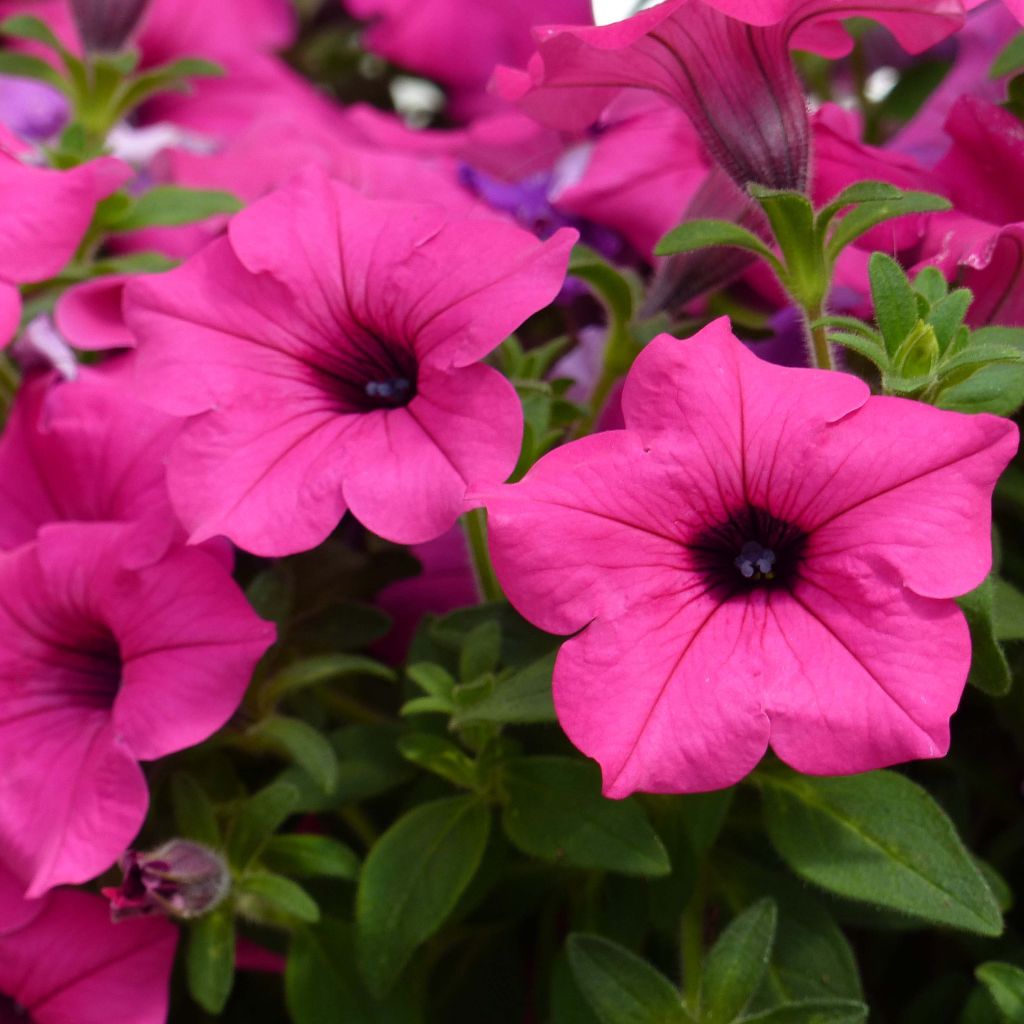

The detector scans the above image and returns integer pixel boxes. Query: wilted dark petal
[70,0,151,52]
[645,7,809,190]
[642,166,769,315]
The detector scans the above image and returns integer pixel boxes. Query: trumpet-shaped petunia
[496,0,963,191]
[0,522,275,895]
[0,865,176,1024]
[125,169,575,553]
[482,320,1017,796]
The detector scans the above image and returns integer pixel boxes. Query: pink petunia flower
[125,168,576,554]
[482,320,1017,797]
[0,521,275,895]
[495,0,963,191]
[0,864,177,1024]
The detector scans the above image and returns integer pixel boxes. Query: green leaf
[760,769,1002,935]
[113,56,224,116]
[816,181,905,231]
[237,870,320,925]
[261,834,359,881]
[170,772,220,846]
[748,188,822,303]
[826,331,890,369]
[501,757,669,877]
[825,192,951,261]
[451,650,556,725]
[287,920,421,1024]
[655,220,781,273]
[356,794,491,994]
[397,732,479,790]
[913,266,949,305]
[569,243,637,326]
[0,52,68,92]
[992,32,1024,78]
[567,933,694,1024]
[225,780,300,869]
[928,289,972,352]
[992,578,1024,641]
[89,251,177,276]
[459,619,502,681]
[407,662,456,699]
[703,899,778,1024]
[278,725,416,813]
[108,186,243,232]
[0,14,68,53]
[976,962,1024,1022]
[738,999,867,1024]
[869,253,918,355]
[958,579,1012,696]
[247,715,339,792]
[187,909,235,1014]
[260,654,396,712]
[937,362,1024,415]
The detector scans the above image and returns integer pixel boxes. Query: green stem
[805,302,834,371]
[462,508,503,604]
[681,867,708,1013]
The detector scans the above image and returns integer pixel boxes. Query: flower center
[364,377,413,406]
[325,323,418,412]
[0,994,28,1022]
[689,504,807,597]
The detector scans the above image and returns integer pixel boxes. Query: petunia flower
[125,168,576,554]
[495,0,964,192]
[482,320,1017,797]
[0,864,176,1024]
[0,521,275,895]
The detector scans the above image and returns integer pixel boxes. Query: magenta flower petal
[0,280,19,345]
[555,594,772,796]
[767,561,970,775]
[342,363,523,544]
[55,275,135,350]
[0,155,129,285]
[0,365,183,555]
[167,396,352,556]
[127,170,574,550]
[0,886,176,1024]
[485,322,1017,795]
[0,523,274,892]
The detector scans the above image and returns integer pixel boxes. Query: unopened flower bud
[102,839,230,922]
[70,0,151,53]
[895,320,940,379]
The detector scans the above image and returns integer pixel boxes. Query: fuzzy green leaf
[567,934,695,1024]
[262,834,359,881]
[187,909,235,1014]
[825,192,950,261]
[703,899,778,1024]
[501,757,670,877]
[976,962,1024,1022]
[655,220,781,272]
[356,795,490,994]
[761,769,1002,936]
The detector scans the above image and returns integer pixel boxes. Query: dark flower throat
[688,504,807,598]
